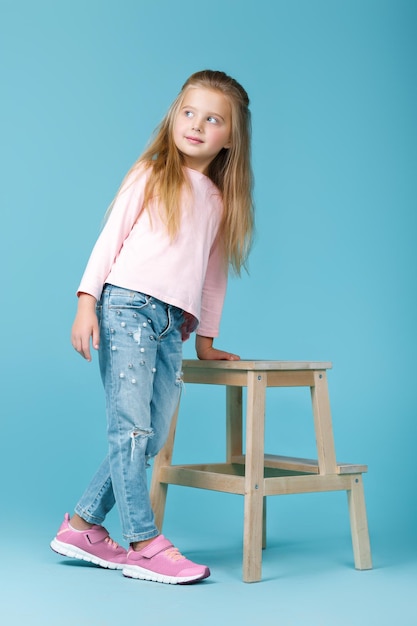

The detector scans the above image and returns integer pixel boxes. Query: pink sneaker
[50,513,127,569]
[122,535,210,584]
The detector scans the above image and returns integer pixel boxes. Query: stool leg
[226,386,243,460]
[347,474,372,570]
[311,371,337,474]
[243,371,266,582]
[262,497,267,550]
[150,402,180,531]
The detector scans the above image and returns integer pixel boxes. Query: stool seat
[150,360,372,582]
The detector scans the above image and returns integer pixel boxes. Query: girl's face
[173,87,232,174]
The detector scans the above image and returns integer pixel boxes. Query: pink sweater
[77,166,228,338]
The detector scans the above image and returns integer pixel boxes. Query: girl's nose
[192,118,202,132]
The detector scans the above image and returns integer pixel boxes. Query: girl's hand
[71,293,99,362]
[195,335,240,361]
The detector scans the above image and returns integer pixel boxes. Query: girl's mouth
[185,136,203,144]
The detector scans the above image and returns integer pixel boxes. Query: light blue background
[1,1,416,624]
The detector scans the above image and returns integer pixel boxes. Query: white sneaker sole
[122,563,209,585]
[50,538,124,570]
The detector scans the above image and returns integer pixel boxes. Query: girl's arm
[71,293,99,362]
[196,334,240,361]
[77,166,148,301]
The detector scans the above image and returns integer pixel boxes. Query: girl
[51,69,254,585]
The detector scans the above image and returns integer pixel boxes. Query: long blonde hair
[114,70,254,273]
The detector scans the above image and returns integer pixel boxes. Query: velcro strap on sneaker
[86,526,110,544]
[139,535,173,558]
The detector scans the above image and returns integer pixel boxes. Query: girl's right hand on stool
[71,293,100,362]
[196,334,240,361]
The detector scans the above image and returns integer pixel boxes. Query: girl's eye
[207,116,218,124]
[185,110,193,118]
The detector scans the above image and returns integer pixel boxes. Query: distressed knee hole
[130,427,153,460]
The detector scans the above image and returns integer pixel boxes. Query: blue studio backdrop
[1,0,416,562]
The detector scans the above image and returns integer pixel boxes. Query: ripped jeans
[75,284,184,543]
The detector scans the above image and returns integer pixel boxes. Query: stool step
[159,461,367,496]
[231,454,368,475]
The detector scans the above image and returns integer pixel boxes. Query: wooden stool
[150,360,372,582]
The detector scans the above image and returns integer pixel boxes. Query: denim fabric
[75,284,184,543]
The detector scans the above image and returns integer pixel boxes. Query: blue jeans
[75,284,184,543]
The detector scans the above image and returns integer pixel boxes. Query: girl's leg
[96,285,183,544]
[74,456,115,525]
[146,307,184,460]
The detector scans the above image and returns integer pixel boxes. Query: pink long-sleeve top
[77,165,228,338]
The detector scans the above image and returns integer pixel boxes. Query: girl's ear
[223,138,232,149]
